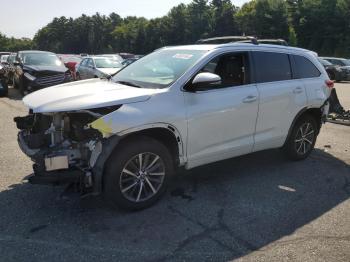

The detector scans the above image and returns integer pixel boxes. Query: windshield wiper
[115,80,142,88]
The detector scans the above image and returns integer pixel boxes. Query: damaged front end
[14,106,120,194]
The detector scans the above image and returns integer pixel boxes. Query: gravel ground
[0,83,349,262]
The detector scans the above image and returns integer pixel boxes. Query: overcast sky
[0,0,248,39]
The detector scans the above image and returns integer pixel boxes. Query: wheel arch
[92,123,185,194]
[117,123,185,167]
[283,107,322,147]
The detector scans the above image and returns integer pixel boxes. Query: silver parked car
[76,56,123,80]
[99,54,124,62]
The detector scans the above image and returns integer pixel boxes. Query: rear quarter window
[293,55,321,79]
[253,51,292,83]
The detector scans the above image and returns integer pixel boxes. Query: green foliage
[1,0,350,57]
[0,33,32,52]
[288,26,297,46]
[236,0,289,39]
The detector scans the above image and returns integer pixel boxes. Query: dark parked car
[318,58,346,82]
[320,57,350,81]
[13,50,72,95]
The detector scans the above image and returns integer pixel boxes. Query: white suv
[15,43,332,210]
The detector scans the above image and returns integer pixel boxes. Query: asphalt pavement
[0,83,349,262]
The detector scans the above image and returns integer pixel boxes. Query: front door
[185,52,259,168]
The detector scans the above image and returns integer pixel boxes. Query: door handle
[293,87,303,94]
[243,95,257,103]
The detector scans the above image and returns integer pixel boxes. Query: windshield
[94,58,122,68]
[22,53,63,66]
[112,49,207,88]
[318,58,332,66]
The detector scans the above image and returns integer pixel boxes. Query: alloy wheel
[294,122,315,155]
[119,152,165,202]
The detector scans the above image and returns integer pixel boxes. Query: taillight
[325,79,334,89]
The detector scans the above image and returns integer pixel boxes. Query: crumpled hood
[98,67,122,75]
[23,79,158,113]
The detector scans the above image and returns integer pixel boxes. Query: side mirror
[189,72,221,91]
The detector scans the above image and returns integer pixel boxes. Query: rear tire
[283,114,318,161]
[103,136,174,211]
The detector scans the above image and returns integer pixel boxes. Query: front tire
[103,136,174,211]
[283,115,318,161]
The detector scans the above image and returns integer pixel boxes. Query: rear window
[293,55,321,79]
[253,51,292,83]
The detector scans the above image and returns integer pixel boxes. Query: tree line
[1,0,350,57]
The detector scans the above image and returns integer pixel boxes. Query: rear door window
[253,51,292,83]
[292,55,321,79]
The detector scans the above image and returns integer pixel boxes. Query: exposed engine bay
[14,106,120,193]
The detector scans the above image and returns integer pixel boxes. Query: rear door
[252,51,307,151]
[291,54,326,107]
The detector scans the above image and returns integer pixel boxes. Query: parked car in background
[118,53,135,59]
[322,57,350,67]
[321,57,350,81]
[0,55,9,64]
[121,58,138,67]
[59,54,82,80]
[99,54,124,62]
[0,52,10,61]
[4,53,17,85]
[13,50,72,95]
[15,43,331,210]
[318,58,346,82]
[76,56,123,80]
[0,63,8,97]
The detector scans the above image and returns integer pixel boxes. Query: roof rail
[196,36,256,45]
[247,36,259,45]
